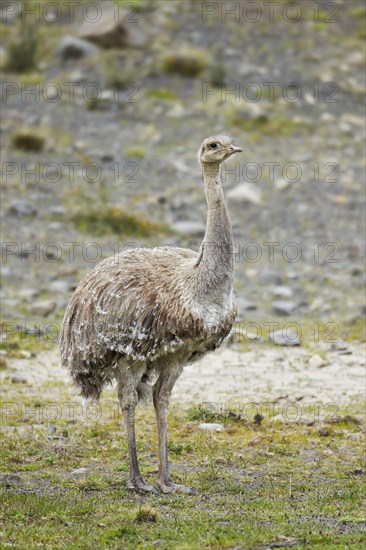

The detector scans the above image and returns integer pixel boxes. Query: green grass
[0,393,365,549]
[69,206,170,237]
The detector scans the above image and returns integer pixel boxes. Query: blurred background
[1,0,365,350]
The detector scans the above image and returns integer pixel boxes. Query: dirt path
[5,342,365,416]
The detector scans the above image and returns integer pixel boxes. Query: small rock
[9,200,37,217]
[269,329,300,346]
[274,178,291,191]
[47,424,57,436]
[239,298,257,311]
[330,341,350,353]
[198,423,225,431]
[349,264,363,276]
[19,350,33,359]
[253,413,264,425]
[345,51,364,66]
[308,354,327,369]
[71,467,88,476]
[318,427,331,437]
[227,183,263,205]
[49,280,69,293]
[56,35,99,61]
[50,206,65,217]
[259,270,282,285]
[343,415,361,425]
[78,2,148,49]
[172,221,205,236]
[273,286,293,298]
[18,288,40,300]
[30,300,57,317]
[272,300,298,316]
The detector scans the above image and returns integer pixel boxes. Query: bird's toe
[157,479,196,495]
[127,479,158,495]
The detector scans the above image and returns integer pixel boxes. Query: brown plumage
[60,135,242,494]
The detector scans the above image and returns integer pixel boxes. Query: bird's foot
[157,478,196,495]
[127,478,158,495]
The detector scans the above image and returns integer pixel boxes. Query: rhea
[60,136,242,494]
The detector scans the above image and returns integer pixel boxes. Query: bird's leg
[117,376,157,495]
[153,366,196,495]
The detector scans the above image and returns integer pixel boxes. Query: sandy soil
[5,342,365,419]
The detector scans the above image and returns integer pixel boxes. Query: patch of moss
[69,206,169,237]
[145,88,178,101]
[11,128,46,152]
[125,146,146,158]
[348,5,366,20]
[227,110,311,137]
[160,47,210,77]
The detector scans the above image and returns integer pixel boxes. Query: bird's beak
[229,145,243,154]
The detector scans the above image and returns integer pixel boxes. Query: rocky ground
[0,3,365,547]
[1,0,365,410]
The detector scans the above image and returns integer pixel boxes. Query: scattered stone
[71,467,88,476]
[349,264,363,276]
[56,35,99,61]
[19,350,33,359]
[198,423,225,431]
[227,183,263,205]
[22,325,49,336]
[318,427,331,437]
[259,270,282,285]
[18,288,40,300]
[49,280,69,293]
[274,178,291,191]
[272,300,298,316]
[330,341,352,354]
[273,286,293,298]
[253,413,264,425]
[79,3,148,49]
[50,206,65,217]
[309,297,325,311]
[269,329,300,346]
[343,415,361,425]
[308,354,327,369]
[345,51,364,66]
[239,298,257,311]
[47,424,57,436]
[172,221,205,236]
[9,200,37,217]
[30,300,57,317]
[79,8,128,48]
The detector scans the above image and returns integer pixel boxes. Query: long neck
[196,161,234,290]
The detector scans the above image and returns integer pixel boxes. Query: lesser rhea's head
[198,135,242,165]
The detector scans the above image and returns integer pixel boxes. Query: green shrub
[6,24,38,72]
[160,47,210,77]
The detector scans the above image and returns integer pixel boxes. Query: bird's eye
[210,143,218,149]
